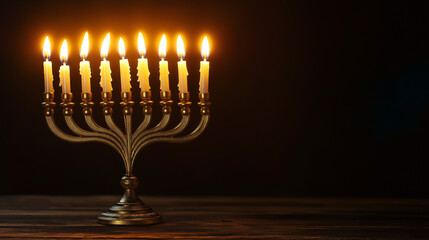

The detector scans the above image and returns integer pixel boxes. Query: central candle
[158,35,169,91]
[79,32,91,93]
[99,33,113,92]
[137,33,150,91]
[177,35,188,93]
[118,38,131,92]
[59,40,71,94]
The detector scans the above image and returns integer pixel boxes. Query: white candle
[158,35,169,91]
[80,61,91,93]
[177,35,188,93]
[199,37,210,93]
[59,40,71,94]
[138,58,150,91]
[118,38,131,92]
[79,32,91,93]
[99,33,113,92]
[159,60,169,91]
[43,36,54,92]
[137,33,150,91]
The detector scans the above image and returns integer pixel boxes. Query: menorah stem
[121,92,134,174]
[124,115,132,173]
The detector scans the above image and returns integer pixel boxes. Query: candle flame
[43,36,51,60]
[119,37,125,58]
[177,35,185,59]
[80,32,89,60]
[138,32,146,57]
[60,40,68,64]
[158,34,167,59]
[201,37,209,60]
[100,33,110,59]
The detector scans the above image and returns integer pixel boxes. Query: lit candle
[199,37,210,93]
[137,33,150,91]
[59,40,71,94]
[158,35,169,91]
[177,35,188,93]
[79,32,91,93]
[118,38,131,92]
[99,33,113,92]
[43,36,54,92]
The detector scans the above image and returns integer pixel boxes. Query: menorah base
[97,202,162,225]
[97,176,162,225]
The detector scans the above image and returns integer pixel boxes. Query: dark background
[0,0,428,197]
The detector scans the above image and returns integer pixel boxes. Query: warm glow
[100,33,110,59]
[177,35,185,59]
[138,32,146,57]
[158,34,167,59]
[43,36,51,60]
[80,32,89,60]
[60,40,68,64]
[119,38,125,58]
[201,37,209,59]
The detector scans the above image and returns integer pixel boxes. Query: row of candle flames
[42,32,210,96]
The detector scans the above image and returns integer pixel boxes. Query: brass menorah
[41,32,211,225]
[42,89,210,225]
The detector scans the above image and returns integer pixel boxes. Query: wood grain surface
[0,195,427,239]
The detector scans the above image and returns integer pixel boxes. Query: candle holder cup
[42,90,210,225]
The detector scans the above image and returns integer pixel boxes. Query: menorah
[41,33,211,225]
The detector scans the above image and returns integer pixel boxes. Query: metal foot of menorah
[42,90,210,225]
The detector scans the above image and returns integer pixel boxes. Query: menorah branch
[138,115,209,148]
[131,91,172,149]
[130,92,192,162]
[131,91,152,141]
[100,92,127,146]
[43,93,124,159]
[131,93,210,162]
[65,94,125,157]
[81,93,126,150]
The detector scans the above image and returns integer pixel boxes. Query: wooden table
[0,196,427,239]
